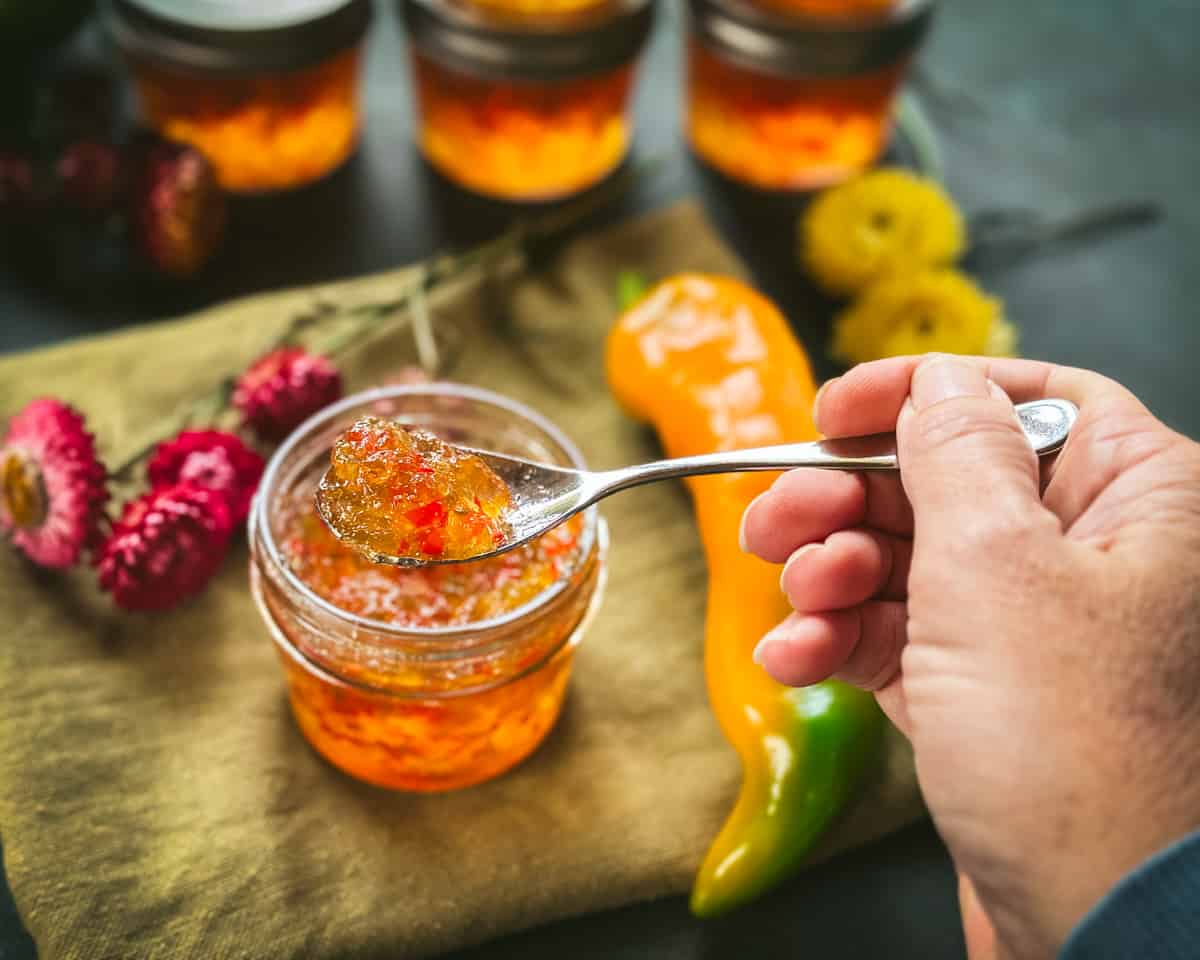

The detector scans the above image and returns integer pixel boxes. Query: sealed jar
[686,0,934,191]
[402,0,654,202]
[249,384,608,792]
[104,0,371,193]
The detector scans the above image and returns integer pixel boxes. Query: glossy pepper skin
[605,274,884,917]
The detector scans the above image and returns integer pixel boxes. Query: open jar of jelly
[249,384,608,792]
[104,0,371,193]
[401,0,654,202]
[686,0,934,191]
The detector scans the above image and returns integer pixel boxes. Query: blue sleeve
[1061,829,1200,959]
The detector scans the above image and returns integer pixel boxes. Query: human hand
[741,355,1200,957]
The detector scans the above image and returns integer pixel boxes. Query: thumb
[898,355,1047,543]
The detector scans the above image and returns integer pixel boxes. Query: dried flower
[832,269,1016,366]
[233,347,342,443]
[95,484,234,612]
[147,430,264,525]
[801,169,965,296]
[129,134,226,277]
[0,398,108,568]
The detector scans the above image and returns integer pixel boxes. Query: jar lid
[688,0,935,78]
[401,0,655,82]
[102,0,371,73]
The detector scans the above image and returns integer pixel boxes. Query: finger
[815,355,1128,439]
[1041,388,1176,538]
[741,471,913,562]
[780,528,911,611]
[753,602,907,690]
[874,673,910,739]
[897,357,1055,546]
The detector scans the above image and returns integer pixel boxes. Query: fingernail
[779,543,822,593]
[738,492,767,552]
[753,619,792,662]
[812,378,837,433]
[911,355,989,411]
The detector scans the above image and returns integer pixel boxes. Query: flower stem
[107,158,660,480]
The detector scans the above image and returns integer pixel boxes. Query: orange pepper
[606,274,883,915]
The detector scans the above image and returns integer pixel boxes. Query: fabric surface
[0,200,921,960]
[1062,829,1200,960]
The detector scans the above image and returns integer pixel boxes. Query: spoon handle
[594,399,1077,495]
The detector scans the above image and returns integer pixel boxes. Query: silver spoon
[324,398,1077,567]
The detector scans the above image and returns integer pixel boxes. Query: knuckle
[914,398,1028,453]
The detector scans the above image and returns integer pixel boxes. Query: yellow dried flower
[832,269,1017,365]
[801,168,966,296]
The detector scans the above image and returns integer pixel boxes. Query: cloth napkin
[0,200,921,960]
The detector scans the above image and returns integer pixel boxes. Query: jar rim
[251,382,600,641]
[688,0,935,78]
[103,0,371,73]
[401,0,655,82]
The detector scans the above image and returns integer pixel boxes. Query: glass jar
[249,384,608,792]
[104,0,371,194]
[686,0,934,191]
[402,0,654,202]
[750,0,898,16]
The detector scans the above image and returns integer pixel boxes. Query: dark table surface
[2,0,1197,957]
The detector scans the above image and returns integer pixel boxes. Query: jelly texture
[412,54,633,200]
[287,499,581,629]
[687,42,906,191]
[266,489,589,791]
[316,416,511,563]
[131,46,362,193]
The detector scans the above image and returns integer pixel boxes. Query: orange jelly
[250,386,606,792]
[403,0,654,201]
[686,0,934,191]
[316,416,511,563]
[107,0,370,193]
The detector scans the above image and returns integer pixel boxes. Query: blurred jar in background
[402,0,655,203]
[104,0,371,194]
[750,0,898,16]
[686,0,934,191]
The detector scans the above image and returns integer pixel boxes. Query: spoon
[330,398,1077,567]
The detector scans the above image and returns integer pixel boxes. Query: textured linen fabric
[0,201,921,960]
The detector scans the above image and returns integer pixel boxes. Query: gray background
[2,0,1197,956]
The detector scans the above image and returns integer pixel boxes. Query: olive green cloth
[0,200,921,960]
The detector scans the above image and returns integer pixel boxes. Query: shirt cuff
[1061,829,1200,959]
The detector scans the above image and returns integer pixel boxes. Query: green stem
[107,158,662,480]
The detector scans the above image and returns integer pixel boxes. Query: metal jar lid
[102,0,372,73]
[402,0,656,82]
[688,0,935,78]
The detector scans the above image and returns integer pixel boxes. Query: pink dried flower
[95,484,233,612]
[147,429,264,525]
[233,347,342,444]
[0,398,108,568]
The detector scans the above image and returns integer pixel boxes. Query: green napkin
[0,200,921,960]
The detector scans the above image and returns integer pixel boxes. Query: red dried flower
[95,484,233,612]
[233,347,342,444]
[147,429,264,525]
[0,398,108,569]
[129,134,225,277]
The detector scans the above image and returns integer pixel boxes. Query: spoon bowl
[324,398,1078,567]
